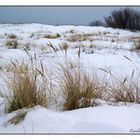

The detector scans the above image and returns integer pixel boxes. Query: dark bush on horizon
[104,8,140,31]
[89,20,104,26]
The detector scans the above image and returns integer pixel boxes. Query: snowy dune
[0,24,140,133]
[0,104,140,133]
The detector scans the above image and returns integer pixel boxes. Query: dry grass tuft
[58,61,105,110]
[4,57,51,113]
[109,77,140,104]
[134,39,140,50]
[58,42,69,56]
[44,33,61,39]
[7,111,27,125]
[130,38,140,51]
[66,33,94,42]
[66,34,87,42]
[5,39,18,49]
[24,43,31,50]
[7,34,17,39]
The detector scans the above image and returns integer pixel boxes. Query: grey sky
[0,7,140,25]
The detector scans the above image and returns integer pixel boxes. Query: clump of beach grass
[3,54,52,113]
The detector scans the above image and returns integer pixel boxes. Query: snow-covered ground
[0,24,140,133]
[0,104,140,133]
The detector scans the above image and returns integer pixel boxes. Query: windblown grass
[99,65,140,104]
[57,61,106,110]
[1,41,140,115]
[109,76,140,104]
[3,56,51,113]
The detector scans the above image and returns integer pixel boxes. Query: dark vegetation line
[89,8,140,31]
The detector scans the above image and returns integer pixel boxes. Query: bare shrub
[89,20,104,26]
[105,8,140,31]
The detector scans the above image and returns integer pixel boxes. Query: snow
[0,104,140,133]
[0,24,140,133]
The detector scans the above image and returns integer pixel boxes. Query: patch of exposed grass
[134,39,140,50]
[5,39,18,49]
[60,42,69,50]
[44,33,61,39]
[66,34,88,42]
[66,33,95,42]
[7,34,17,39]
[7,111,27,125]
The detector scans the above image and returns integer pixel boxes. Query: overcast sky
[0,7,139,25]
